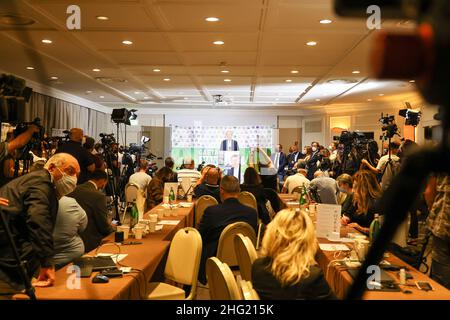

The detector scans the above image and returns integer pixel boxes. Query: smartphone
[416,281,434,291]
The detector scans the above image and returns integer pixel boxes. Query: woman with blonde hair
[341,170,382,234]
[252,209,335,300]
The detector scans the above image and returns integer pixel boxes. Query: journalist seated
[146,167,173,209]
[252,209,336,300]
[308,171,339,205]
[341,170,382,234]
[68,169,114,253]
[52,196,88,270]
[129,159,152,191]
[282,167,310,194]
[193,166,221,203]
[197,176,258,284]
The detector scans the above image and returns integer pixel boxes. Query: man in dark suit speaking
[220,130,239,151]
[197,176,257,284]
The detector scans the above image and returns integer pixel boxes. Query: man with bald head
[56,128,95,184]
[194,166,221,203]
[0,153,80,293]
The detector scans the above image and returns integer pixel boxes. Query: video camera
[380,113,400,140]
[99,133,116,150]
[333,131,368,151]
[0,74,33,124]
[333,130,371,176]
[13,118,45,159]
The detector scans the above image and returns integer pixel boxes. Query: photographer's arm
[361,159,379,174]
[7,125,40,154]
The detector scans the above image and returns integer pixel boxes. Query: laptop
[73,256,117,272]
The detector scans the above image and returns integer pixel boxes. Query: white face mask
[54,168,77,197]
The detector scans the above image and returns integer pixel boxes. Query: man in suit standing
[287,144,301,170]
[67,170,114,253]
[197,176,258,284]
[270,144,287,183]
[220,130,239,151]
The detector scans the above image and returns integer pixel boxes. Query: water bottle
[369,214,381,244]
[130,203,139,229]
[298,184,308,208]
[169,187,176,203]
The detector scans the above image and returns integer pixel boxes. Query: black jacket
[343,196,381,228]
[306,151,321,180]
[197,198,258,284]
[67,182,114,252]
[240,183,271,224]
[252,257,336,300]
[194,183,221,203]
[0,170,58,287]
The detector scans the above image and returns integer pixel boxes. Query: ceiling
[0,0,420,111]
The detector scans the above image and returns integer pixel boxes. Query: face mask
[339,187,347,194]
[54,168,77,197]
[312,147,317,152]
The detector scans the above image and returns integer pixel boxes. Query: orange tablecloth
[15,201,195,300]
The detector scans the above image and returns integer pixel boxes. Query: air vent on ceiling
[304,120,322,133]
[0,14,35,26]
[95,77,128,83]
[327,79,358,85]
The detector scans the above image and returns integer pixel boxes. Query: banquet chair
[195,195,218,227]
[206,257,241,300]
[234,234,258,281]
[238,192,264,250]
[121,183,139,223]
[147,228,202,300]
[291,186,303,198]
[217,222,256,267]
[238,278,260,300]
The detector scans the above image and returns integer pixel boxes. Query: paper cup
[308,204,316,214]
[117,225,130,240]
[149,214,158,223]
[133,226,145,240]
[163,196,169,204]
[187,194,193,203]
[149,221,157,233]
[156,209,164,219]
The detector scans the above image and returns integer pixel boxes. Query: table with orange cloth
[14,201,195,300]
[278,194,450,300]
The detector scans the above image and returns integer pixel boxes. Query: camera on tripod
[99,133,116,150]
[13,118,45,159]
[379,113,399,140]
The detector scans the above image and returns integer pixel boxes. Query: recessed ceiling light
[184,97,189,100]
[163,78,171,81]
[153,68,161,72]
[143,96,150,100]
[122,40,133,45]
[315,99,321,102]
[92,68,101,72]
[99,96,105,99]
[26,66,35,70]
[86,90,92,94]
[409,80,416,83]
[320,19,333,24]
[352,70,361,74]
[285,79,292,83]
[275,98,280,101]
[367,99,373,102]
[96,16,109,21]
[134,91,141,94]
[42,39,52,44]
[290,70,299,74]
[306,41,317,46]
[213,40,225,45]
[205,17,220,22]
[224,79,232,82]
[50,76,58,80]
[221,70,230,73]
[379,93,385,96]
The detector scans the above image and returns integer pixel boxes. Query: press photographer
[56,128,95,185]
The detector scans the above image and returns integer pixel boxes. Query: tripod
[0,208,36,300]
[102,149,121,225]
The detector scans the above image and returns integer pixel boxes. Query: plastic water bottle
[130,203,139,229]
[369,214,381,244]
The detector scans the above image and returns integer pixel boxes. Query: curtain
[25,92,111,141]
